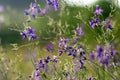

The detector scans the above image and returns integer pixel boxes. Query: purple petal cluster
[89,18,100,29]
[46,43,54,52]
[34,55,59,80]
[58,37,70,49]
[76,25,84,37]
[45,0,59,11]
[94,5,103,15]
[24,3,41,18]
[20,27,37,41]
[90,45,119,66]
[105,17,113,30]
[50,55,59,62]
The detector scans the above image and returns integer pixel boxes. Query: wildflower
[20,27,37,41]
[34,69,40,80]
[44,56,51,63]
[105,17,113,30]
[82,56,87,60]
[45,0,59,11]
[58,37,69,48]
[50,55,59,62]
[101,54,109,65]
[24,10,30,16]
[20,31,27,39]
[26,27,37,41]
[94,5,103,15]
[53,0,59,11]
[89,18,100,29]
[76,25,84,37]
[24,3,41,18]
[46,43,54,52]
[39,5,51,17]
[96,45,103,58]
[77,45,85,56]
[26,27,35,35]
[90,53,95,60]
[58,50,63,56]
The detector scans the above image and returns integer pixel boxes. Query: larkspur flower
[50,55,59,62]
[76,25,84,37]
[89,18,100,29]
[94,5,103,15]
[20,31,27,39]
[44,56,51,63]
[101,54,109,65]
[26,27,35,35]
[39,5,51,17]
[77,45,85,56]
[46,43,54,52]
[96,45,103,58]
[45,0,59,11]
[90,53,95,60]
[24,3,41,18]
[58,50,63,56]
[24,10,30,16]
[58,37,69,48]
[20,27,37,41]
[53,0,59,11]
[105,17,113,30]
[34,69,40,80]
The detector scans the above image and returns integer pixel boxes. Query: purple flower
[58,50,63,56]
[58,37,69,48]
[46,43,54,52]
[20,31,27,39]
[77,46,84,56]
[26,27,35,35]
[24,10,30,16]
[44,56,51,63]
[105,17,113,30]
[45,0,59,11]
[94,5,103,15]
[31,8,37,18]
[45,0,53,5]
[89,18,100,29]
[101,54,109,65]
[24,3,41,18]
[53,0,59,11]
[39,5,51,17]
[82,56,87,60]
[20,27,37,41]
[76,25,84,37]
[50,55,59,62]
[34,70,40,80]
[37,8,41,13]
[90,53,95,60]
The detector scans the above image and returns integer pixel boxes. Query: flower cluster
[45,0,59,11]
[89,5,113,30]
[34,55,59,80]
[58,26,86,70]
[24,0,59,18]
[94,5,103,15]
[46,43,54,52]
[75,25,84,37]
[90,45,119,67]
[24,3,41,18]
[89,18,100,29]
[20,27,37,41]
